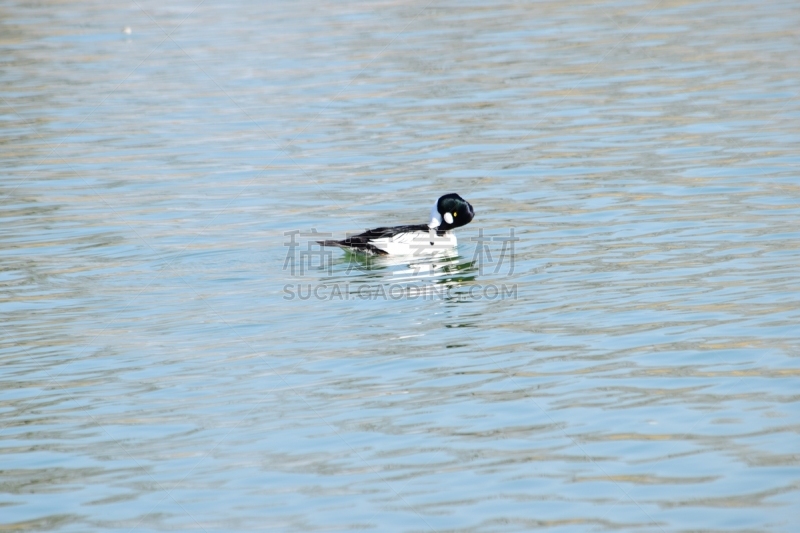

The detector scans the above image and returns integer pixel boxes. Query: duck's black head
[429,193,474,231]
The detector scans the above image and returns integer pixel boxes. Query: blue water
[2,0,799,531]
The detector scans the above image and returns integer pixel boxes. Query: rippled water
[2,0,799,531]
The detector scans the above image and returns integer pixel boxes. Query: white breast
[370,230,457,256]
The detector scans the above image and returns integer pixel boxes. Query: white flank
[369,230,457,256]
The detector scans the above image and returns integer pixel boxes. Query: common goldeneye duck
[318,193,475,256]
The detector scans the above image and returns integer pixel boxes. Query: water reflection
[309,248,481,303]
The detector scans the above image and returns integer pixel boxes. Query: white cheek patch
[443,212,454,225]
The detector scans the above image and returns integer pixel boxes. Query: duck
[318,193,474,256]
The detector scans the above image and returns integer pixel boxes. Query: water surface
[2,0,799,531]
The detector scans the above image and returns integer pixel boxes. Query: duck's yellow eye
[453,212,457,217]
